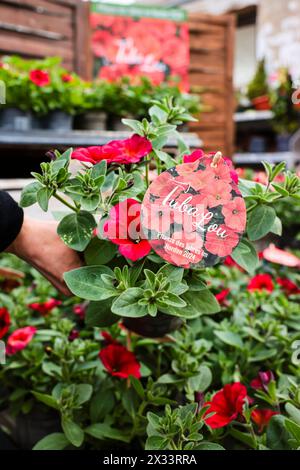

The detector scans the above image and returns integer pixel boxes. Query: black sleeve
[0,191,24,252]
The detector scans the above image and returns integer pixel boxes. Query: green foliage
[247,59,270,101]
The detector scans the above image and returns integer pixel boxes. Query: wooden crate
[188,13,236,157]
[0,0,91,78]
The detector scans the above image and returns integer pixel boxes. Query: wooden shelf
[234,110,274,123]
[233,151,294,168]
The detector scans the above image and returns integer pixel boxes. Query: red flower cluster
[61,73,73,83]
[204,382,248,429]
[99,334,141,379]
[6,326,36,355]
[73,304,86,320]
[0,307,10,339]
[103,198,151,261]
[72,134,152,166]
[29,70,50,87]
[29,298,62,315]
[247,274,274,293]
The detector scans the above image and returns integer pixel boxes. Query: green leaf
[91,160,107,179]
[266,415,292,450]
[285,403,300,425]
[75,384,93,406]
[111,288,147,318]
[145,435,169,450]
[215,331,244,349]
[64,265,114,301]
[188,366,212,392]
[285,418,300,443]
[80,194,100,212]
[270,216,282,236]
[231,238,259,274]
[84,238,117,265]
[33,433,69,450]
[61,418,84,448]
[20,181,42,207]
[167,289,220,318]
[85,423,130,443]
[194,442,225,450]
[247,205,276,241]
[229,428,256,449]
[37,187,52,212]
[157,374,182,384]
[58,211,96,251]
[86,299,119,327]
[271,183,289,197]
[90,389,115,423]
[130,376,145,399]
[31,391,59,410]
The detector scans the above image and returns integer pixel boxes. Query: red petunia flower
[250,371,274,391]
[204,382,248,429]
[29,69,50,87]
[251,409,278,432]
[68,329,79,341]
[183,149,205,163]
[103,198,151,261]
[224,255,243,270]
[29,298,62,316]
[101,331,119,345]
[247,274,274,293]
[99,343,141,379]
[222,198,246,232]
[61,73,73,83]
[72,134,152,166]
[6,326,36,355]
[73,304,86,320]
[276,277,300,295]
[215,288,230,305]
[0,307,11,339]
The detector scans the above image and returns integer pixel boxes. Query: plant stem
[54,193,78,212]
[145,161,149,188]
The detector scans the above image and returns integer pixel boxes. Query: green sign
[91,2,187,22]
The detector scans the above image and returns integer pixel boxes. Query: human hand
[6,217,82,295]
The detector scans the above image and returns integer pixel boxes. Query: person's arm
[0,191,24,252]
[1,191,81,295]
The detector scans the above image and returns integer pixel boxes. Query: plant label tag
[141,156,246,268]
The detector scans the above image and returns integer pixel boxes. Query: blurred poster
[90,3,190,91]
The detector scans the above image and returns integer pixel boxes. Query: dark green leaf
[58,211,96,251]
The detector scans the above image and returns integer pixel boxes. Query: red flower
[222,198,246,232]
[99,343,141,379]
[68,329,79,341]
[276,277,300,295]
[215,288,230,305]
[205,225,239,258]
[0,307,10,339]
[247,274,274,293]
[251,409,278,432]
[250,371,274,391]
[204,382,248,429]
[224,256,243,270]
[101,331,119,345]
[103,198,151,261]
[29,70,50,87]
[73,304,86,320]
[183,149,205,163]
[29,298,61,315]
[6,326,36,355]
[61,73,73,83]
[72,135,152,166]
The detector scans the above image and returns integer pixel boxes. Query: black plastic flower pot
[74,111,107,130]
[122,312,183,338]
[44,110,73,131]
[0,107,32,131]
[13,406,60,449]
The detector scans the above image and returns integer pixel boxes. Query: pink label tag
[141,157,246,268]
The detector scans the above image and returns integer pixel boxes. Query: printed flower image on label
[141,156,247,268]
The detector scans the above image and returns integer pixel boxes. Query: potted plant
[247,59,271,111]
[19,98,300,340]
[0,59,32,130]
[74,80,107,131]
[271,68,299,151]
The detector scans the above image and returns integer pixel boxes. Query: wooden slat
[2,0,71,16]
[0,31,74,61]
[0,4,73,39]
